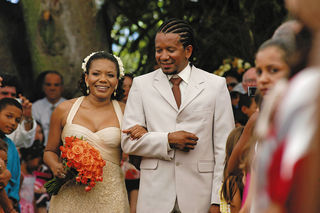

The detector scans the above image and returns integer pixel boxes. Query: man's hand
[208,204,220,213]
[123,125,148,140]
[168,130,198,152]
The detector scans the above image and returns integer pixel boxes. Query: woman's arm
[43,103,68,178]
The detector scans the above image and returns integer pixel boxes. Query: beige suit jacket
[121,66,234,213]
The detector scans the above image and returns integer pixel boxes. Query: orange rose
[72,144,84,155]
[85,186,92,192]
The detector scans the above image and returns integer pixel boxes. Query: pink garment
[19,173,36,213]
[241,172,251,207]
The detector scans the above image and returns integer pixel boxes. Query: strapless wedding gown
[49,96,129,213]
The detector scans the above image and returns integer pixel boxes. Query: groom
[121,18,234,213]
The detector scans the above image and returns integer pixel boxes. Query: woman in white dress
[44,51,129,213]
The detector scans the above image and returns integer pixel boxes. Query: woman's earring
[86,83,89,95]
[114,85,117,97]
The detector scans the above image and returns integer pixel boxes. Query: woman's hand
[51,161,66,179]
[123,125,148,140]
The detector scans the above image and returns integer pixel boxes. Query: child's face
[35,124,44,143]
[0,150,7,164]
[27,157,41,171]
[0,105,22,134]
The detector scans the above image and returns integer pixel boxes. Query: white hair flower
[81,52,125,79]
[81,51,99,73]
[113,55,124,78]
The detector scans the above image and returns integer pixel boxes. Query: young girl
[33,122,52,213]
[19,137,45,213]
[220,126,244,213]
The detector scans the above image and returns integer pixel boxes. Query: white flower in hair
[81,51,99,73]
[113,55,124,78]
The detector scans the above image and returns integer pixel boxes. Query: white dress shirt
[7,120,37,148]
[167,63,191,103]
[32,97,66,145]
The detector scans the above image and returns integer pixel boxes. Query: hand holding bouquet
[45,136,106,195]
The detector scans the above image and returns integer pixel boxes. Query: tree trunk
[0,1,34,97]
[21,0,110,99]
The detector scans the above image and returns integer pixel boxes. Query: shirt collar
[45,97,62,107]
[167,63,191,84]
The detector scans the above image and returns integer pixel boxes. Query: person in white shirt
[232,68,257,94]
[32,71,66,145]
[0,74,36,148]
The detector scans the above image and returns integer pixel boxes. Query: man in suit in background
[121,18,234,213]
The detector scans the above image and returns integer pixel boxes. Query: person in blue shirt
[0,98,23,212]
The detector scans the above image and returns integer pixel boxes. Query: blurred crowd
[0,0,320,212]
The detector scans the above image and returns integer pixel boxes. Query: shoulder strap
[66,96,84,124]
[112,100,123,128]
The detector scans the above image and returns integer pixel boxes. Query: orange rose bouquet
[45,136,106,195]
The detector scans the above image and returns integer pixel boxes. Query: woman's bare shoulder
[56,98,78,111]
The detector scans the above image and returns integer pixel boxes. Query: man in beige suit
[121,19,234,213]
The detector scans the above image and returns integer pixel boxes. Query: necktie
[50,104,55,112]
[170,77,183,108]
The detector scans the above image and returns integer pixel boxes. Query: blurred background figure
[120,73,140,213]
[121,73,134,104]
[223,71,240,92]
[33,122,51,213]
[19,139,45,213]
[232,68,257,95]
[32,71,66,145]
[220,126,244,213]
[252,0,320,212]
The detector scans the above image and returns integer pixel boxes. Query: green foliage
[106,0,287,75]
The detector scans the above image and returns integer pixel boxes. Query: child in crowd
[0,138,8,176]
[0,98,23,212]
[33,122,52,213]
[220,126,244,213]
[0,139,9,213]
[19,138,45,213]
[238,95,258,125]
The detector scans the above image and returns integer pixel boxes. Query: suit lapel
[153,69,179,111]
[179,66,205,112]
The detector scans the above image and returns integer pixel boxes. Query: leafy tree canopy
[106,0,287,76]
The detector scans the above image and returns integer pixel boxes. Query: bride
[44,51,129,212]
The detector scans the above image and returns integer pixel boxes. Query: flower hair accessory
[113,55,124,78]
[81,51,100,73]
[81,52,124,79]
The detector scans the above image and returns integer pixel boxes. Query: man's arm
[121,78,174,160]
[211,79,235,204]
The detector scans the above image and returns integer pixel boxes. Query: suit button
[176,162,180,166]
